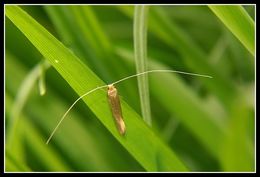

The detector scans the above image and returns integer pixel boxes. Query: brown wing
[107,85,126,135]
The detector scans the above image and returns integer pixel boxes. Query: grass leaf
[115,47,226,158]
[5,150,31,172]
[208,5,255,56]
[118,6,240,110]
[134,5,152,126]
[7,58,50,147]
[5,5,188,172]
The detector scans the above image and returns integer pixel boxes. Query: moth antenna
[46,85,107,144]
[111,69,212,86]
[47,69,212,144]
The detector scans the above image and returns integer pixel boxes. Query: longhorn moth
[46,69,212,144]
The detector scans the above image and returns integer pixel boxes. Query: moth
[107,84,126,135]
[46,69,212,144]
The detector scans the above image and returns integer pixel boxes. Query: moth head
[107,84,114,90]
[107,84,117,96]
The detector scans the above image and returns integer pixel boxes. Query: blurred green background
[5,5,255,172]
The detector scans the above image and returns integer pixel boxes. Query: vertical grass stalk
[134,5,152,126]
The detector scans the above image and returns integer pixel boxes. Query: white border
[3,4,256,173]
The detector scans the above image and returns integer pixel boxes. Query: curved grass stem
[134,5,152,126]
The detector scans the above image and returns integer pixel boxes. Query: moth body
[107,84,126,135]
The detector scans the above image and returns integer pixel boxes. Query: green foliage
[134,5,152,125]
[5,5,255,172]
[208,5,255,56]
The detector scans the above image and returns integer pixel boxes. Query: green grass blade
[5,150,31,172]
[6,92,71,172]
[220,97,254,171]
[208,5,255,56]
[134,5,152,126]
[115,46,226,158]
[118,6,240,111]
[6,90,30,171]
[23,118,72,171]
[74,6,112,54]
[5,5,188,171]
[44,6,136,95]
[7,59,50,147]
[44,6,112,81]
[5,53,132,171]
